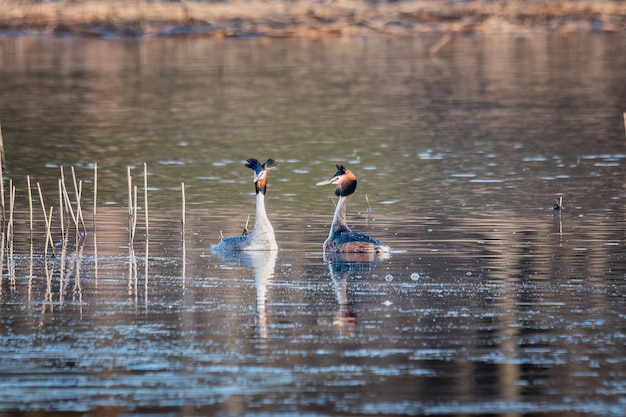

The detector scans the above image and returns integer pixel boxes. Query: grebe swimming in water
[317,164,390,254]
[212,158,278,252]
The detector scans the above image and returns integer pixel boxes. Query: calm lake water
[0,34,625,416]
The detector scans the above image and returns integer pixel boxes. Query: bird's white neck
[250,191,276,248]
[328,195,351,239]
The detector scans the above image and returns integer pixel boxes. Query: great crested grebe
[211,158,278,252]
[317,164,390,254]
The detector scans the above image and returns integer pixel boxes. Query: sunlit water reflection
[0,34,625,416]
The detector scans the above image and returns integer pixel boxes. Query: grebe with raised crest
[211,158,278,252]
[317,164,390,254]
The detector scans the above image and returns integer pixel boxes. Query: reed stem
[243,214,250,235]
[131,185,138,244]
[134,185,138,235]
[36,182,56,256]
[27,175,33,238]
[0,155,3,223]
[181,182,186,236]
[61,173,79,238]
[127,166,132,231]
[7,180,14,246]
[144,162,149,236]
[71,166,86,235]
[93,162,97,226]
[8,184,15,288]
[58,178,65,239]
[0,119,4,222]
[0,119,4,174]
[60,166,67,216]
[430,33,451,56]
[77,179,86,234]
[48,205,54,245]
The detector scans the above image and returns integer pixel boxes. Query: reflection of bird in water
[317,164,390,254]
[325,253,387,327]
[214,250,278,340]
[212,158,278,252]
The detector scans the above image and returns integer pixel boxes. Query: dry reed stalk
[61,174,79,237]
[28,239,33,304]
[7,181,14,246]
[127,246,133,296]
[134,185,138,235]
[364,195,371,212]
[58,178,65,238]
[10,184,15,231]
[8,212,15,292]
[181,236,186,291]
[127,166,132,230]
[243,214,250,235]
[132,247,138,303]
[10,182,15,230]
[144,236,149,306]
[181,182,186,236]
[59,230,66,304]
[60,166,68,216]
[0,230,4,289]
[73,244,84,307]
[430,33,451,56]
[47,207,54,253]
[71,166,86,234]
[0,230,4,302]
[93,162,97,225]
[93,230,98,288]
[5,185,10,248]
[42,251,54,315]
[36,182,55,256]
[27,175,33,238]
[623,112,626,141]
[0,154,3,223]
[144,162,149,235]
[0,119,4,169]
[130,185,138,244]
[9,185,15,270]
[0,119,4,223]
[77,179,86,233]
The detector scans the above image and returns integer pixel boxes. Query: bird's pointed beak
[316,178,333,186]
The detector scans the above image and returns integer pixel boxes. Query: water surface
[0,34,625,416]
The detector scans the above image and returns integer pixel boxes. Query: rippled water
[0,34,625,416]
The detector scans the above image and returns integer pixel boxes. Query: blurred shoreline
[1,0,625,39]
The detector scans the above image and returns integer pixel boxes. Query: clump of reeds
[0,118,197,314]
[0,158,163,253]
[0,154,94,258]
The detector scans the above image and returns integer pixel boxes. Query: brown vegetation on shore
[1,0,625,38]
